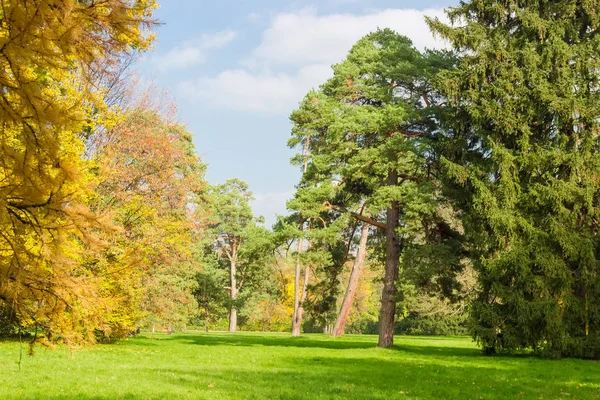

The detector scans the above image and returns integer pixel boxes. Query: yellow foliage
[0,0,157,345]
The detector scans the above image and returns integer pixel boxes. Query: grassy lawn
[0,332,599,399]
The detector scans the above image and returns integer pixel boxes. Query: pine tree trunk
[229,247,238,333]
[293,140,311,337]
[378,169,401,348]
[292,238,303,337]
[293,265,310,336]
[333,222,369,337]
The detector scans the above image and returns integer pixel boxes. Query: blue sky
[137,0,456,227]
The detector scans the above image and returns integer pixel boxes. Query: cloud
[181,7,448,114]
[152,30,237,72]
[179,64,331,114]
[251,191,294,227]
[246,12,262,23]
[248,7,447,67]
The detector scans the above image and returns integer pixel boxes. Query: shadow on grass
[13,332,600,400]
[154,332,378,350]
[141,332,496,359]
[37,351,600,400]
[136,350,600,399]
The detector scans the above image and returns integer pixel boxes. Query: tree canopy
[429,0,600,358]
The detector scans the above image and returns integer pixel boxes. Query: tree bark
[229,307,237,333]
[204,302,209,332]
[229,244,238,333]
[378,169,401,348]
[333,222,369,337]
[291,237,303,337]
[292,139,311,337]
[293,265,310,336]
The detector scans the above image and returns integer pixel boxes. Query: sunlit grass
[1,332,599,399]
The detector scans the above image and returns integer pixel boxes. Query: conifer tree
[289,29,455,346]
[429,0,600,358]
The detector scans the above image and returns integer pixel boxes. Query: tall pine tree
[289,29,455,346]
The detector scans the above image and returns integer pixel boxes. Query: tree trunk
[292,139,311,337]
[229,246,238,333]
[293,265,310,336]
[292,237,303,337]
[204,301,210,332]
[378,169,401,348]
[229,307,237,333]
[333,222,369,337]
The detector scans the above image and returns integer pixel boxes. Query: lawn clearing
[0,332,598,399]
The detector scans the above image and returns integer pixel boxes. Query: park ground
[0,332,599,399]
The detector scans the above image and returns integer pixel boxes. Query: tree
[207,179,273,332]
[0,0,157,344]
[284,181,353,336]
[92,103,207,336]
[333,222,370,337]
[194,259,229,332]
[289,29,454,347]
[429,0,600,358]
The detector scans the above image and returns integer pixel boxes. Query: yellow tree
[0,0,157,344]
[92,102,208,336]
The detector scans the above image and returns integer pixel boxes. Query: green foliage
[429,0,600,358]
[396,313,468,336]
[194,260,229,330]
[201,179,282,330]
[288,28,461,342]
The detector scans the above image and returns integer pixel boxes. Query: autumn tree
[0,0,157,344]
[429,0,600,358]
[92,100,207,336]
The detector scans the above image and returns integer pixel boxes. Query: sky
[137,0,456,227]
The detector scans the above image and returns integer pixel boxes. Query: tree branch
[324,201,387,230]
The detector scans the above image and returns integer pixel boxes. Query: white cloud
[152,30,237,72]
[251,191,294,227]
[182,7,449,114]
[246,12,262,22]
[248,7,448,67]
[179,64,331,114]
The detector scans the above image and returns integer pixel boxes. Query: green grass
[0,332,599,399]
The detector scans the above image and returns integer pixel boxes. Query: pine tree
[429,0,600,358]
[289,29,455,346]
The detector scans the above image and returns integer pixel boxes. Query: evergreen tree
[289,29,456,346]
[429,0,600,358]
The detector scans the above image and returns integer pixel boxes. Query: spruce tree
[429,0,600,358]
